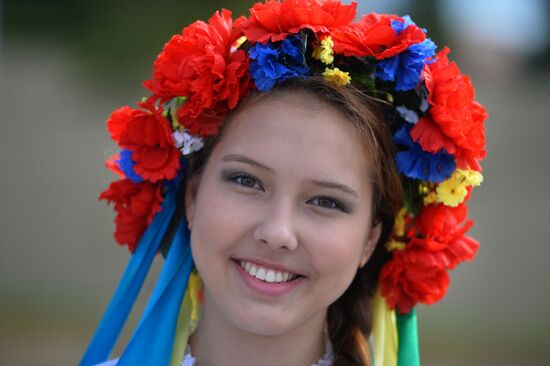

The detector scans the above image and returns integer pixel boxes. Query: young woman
[81,1,487,365]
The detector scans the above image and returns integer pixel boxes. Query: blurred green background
[1,0,549,365]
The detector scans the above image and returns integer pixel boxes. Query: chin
[231,303,327,339]
[233,309,296,336]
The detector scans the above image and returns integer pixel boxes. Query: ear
[358,221,382,268]
[184,175,200,227]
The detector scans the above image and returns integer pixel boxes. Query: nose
[253,200,298,251]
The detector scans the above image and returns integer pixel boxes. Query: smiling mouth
[237,260,302,284]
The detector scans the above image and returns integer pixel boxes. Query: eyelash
[225,172,348,212]
[308,196,347,212]
[226,172,264,190]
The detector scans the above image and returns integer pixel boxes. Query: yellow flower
[436,178,468,207]
[230,36,247,53]
[394,207,408,237]
[418,182,430,195]
[418,182,437,205]
[312,36,334,64]
[235,35,247,48]
[435,169,483,207]
[322,67,351,86]
[171,107,180,130]
[387,240,406,251]
[423,191,438,205]
[457,169,483,186]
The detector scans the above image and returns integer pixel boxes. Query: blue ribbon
[118,220,193,365]
[80,189,178,366]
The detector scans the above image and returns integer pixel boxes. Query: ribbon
[118,220,193,365]
[80,189,178,365]
[396,308,420,366]
[372,287,398,366]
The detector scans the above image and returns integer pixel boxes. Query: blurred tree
[3,0,256,86]
[6,0,547,86]
[531,1,550,70]
[407,0,445,50]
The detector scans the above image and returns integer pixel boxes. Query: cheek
[190,180,258,260]
[190,193,237,293]
[190,197,232,260]
[306,222,368,284]
[194,174,260,226]
[307,245,361,308]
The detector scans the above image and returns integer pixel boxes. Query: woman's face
[186,91,381,338]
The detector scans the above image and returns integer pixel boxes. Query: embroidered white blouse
[94,345,334,366]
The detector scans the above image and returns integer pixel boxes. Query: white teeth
[256,268,266,281]
[265,270,275,282]
[239,261,298,283]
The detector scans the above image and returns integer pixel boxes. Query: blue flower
[375,56,399,82]
[249,36,310,91]
[390,15,416,35]
[375,38,436,91]
[118,149,144,183]
[377,15,436,91]
[279,36,305,65]
[393,125,455,183]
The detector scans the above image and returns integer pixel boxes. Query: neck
[189,292,327,366]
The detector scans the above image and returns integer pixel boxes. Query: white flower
[396,106,419,124]
[420,98,429,112]
[172,130,205,156]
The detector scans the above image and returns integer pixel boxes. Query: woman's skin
[185,91,382,366]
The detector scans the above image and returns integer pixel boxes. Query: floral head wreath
[82,1,487,365]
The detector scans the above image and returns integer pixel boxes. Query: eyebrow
[307,179,359,198]
[222,154,359,197]
[221,154,273,172]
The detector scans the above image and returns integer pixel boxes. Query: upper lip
[233,257,305,277]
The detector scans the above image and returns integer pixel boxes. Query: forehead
[211,92,372,191]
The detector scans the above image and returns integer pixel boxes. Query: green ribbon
[396,308,420,366]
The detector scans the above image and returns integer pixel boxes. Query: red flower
[408,116,456,155]
[411,203,479,269]
[380,248,450,314]
[144,9,250,136]
[237,0,356,43]
[332,13,426,59]
[106,104,180,182]
[106,106,133,143]
[105,154,124,177]
[380,203,479,312]
[99,179,163,252]
[412,48,488,171]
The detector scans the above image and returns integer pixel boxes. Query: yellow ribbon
[372,286,398,366]
[169,270,202,366]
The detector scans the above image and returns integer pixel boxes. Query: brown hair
[187,77,403,366]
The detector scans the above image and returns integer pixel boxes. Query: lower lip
[233,261,304,297]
